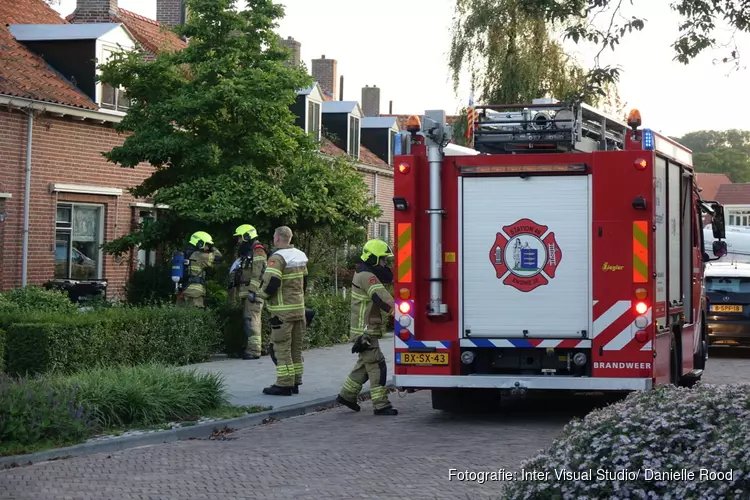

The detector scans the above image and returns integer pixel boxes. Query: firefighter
[176,231,222,308]
[336,239,398,416]
[253,226,309,396]
[232,224,267,360]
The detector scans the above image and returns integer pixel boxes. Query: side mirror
[711,202,726,239]
[713,240,728,258]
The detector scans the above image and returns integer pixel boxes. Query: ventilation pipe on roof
[21,112,33,287]
[389,101,393,114]
[339,75,344,101]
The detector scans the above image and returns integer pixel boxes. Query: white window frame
[55,202,106,280]
[378,222,390,244]
[307,99,322,141]
[348,115,360,160]
[728,209,750,227]
[98,44,131,114]
[136,209,158,269]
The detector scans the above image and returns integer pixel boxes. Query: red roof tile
[716,183,750,205]
[66,8,187,57]
[696,173,732,201]
[320,137,388,168]
[0,0,97,109]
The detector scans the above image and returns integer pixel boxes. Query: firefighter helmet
[189,231,214,249]
[233,224,258,242]
[361,239,393,263]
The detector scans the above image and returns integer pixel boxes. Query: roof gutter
[0,95,123,124]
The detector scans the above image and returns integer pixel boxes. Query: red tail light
[397,329,411,341]
[398,302,411,314]
[635,302,648,314]
[635,330,648,343]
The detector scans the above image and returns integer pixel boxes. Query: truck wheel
[690,313,708,372]
[669,334,680,386]
[431,389,460,411]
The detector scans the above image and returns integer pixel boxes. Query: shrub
[125,261,177,305]
[0,373,92,449]
[4,306,221,377]
[502,384,750,500]
[0,330,5,376]
[220,291,351,357]
[0,364,228,452]
[0,286,77,314]
[41,363,228,428]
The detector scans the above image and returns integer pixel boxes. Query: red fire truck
[389,98,728,411]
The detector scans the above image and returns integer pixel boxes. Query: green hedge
[219,292,352,357]
[5,306,221,377]
[0,329,5,374]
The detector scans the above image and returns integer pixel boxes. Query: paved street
[0,348,747,499]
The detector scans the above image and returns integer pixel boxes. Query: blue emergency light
[642,128,654,150]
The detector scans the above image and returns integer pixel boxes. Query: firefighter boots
[263,385,293,396]
[374,406,398,416]
[336,394,361,412]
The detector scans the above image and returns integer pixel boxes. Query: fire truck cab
[390,98,728,411]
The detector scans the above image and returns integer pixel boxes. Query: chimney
[279,36,301,66]
[157,0,188,28]
[70,0,117,23]
[361,85,381,117]
[339,75,344,101]
[312,55,337,100]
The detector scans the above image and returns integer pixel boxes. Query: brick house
[0,0,188,296]
[0,0,397,296]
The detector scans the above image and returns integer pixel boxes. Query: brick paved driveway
[1,352,747,500]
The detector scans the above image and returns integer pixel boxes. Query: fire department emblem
[489,218,563,292]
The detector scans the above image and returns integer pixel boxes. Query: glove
[351,334,372,354]
[388,308,396,317]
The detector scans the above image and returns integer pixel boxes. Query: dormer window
[307,100,321,141]
[349,116,360,159]
[99,47,131,113]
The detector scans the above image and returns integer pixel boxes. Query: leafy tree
[97,0,379,257]
[453,0,750,100]
[450,0,600,105]
[674,129,750,182]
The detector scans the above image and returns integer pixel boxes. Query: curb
[0,385,395,470]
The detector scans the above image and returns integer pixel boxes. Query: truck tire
[670,333,680,386]
[431,389,460,411]
[693,313,708,370]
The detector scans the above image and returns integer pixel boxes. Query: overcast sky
[53,0,750,138]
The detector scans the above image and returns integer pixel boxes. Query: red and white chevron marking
[593,300,652,352]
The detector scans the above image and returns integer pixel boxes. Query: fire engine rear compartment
[459,174,592,339]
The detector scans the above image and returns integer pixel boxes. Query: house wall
[357,168,394,244]
[0,109,153,297]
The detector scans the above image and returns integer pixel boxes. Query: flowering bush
[503,384,750,500]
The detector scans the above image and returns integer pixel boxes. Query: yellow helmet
[361,238,393,262]
[233,224,258,242]
[189,231,214,249]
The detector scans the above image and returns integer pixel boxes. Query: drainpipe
[21,112,33,287]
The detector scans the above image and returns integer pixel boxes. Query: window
[706,277,750,294]
[55,203,104,280]
[99,48,131,112]
[137,210,157,269]
[349,116,360,159]
[307,100,321,140]
[728,210,750,227]
[378,222,390,244]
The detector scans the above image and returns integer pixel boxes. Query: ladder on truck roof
[472,97,629,155]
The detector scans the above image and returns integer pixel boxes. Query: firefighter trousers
[269,315,304,387]
[176,293,204,308]
[242,298,263,357]
[339,337,391,410]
